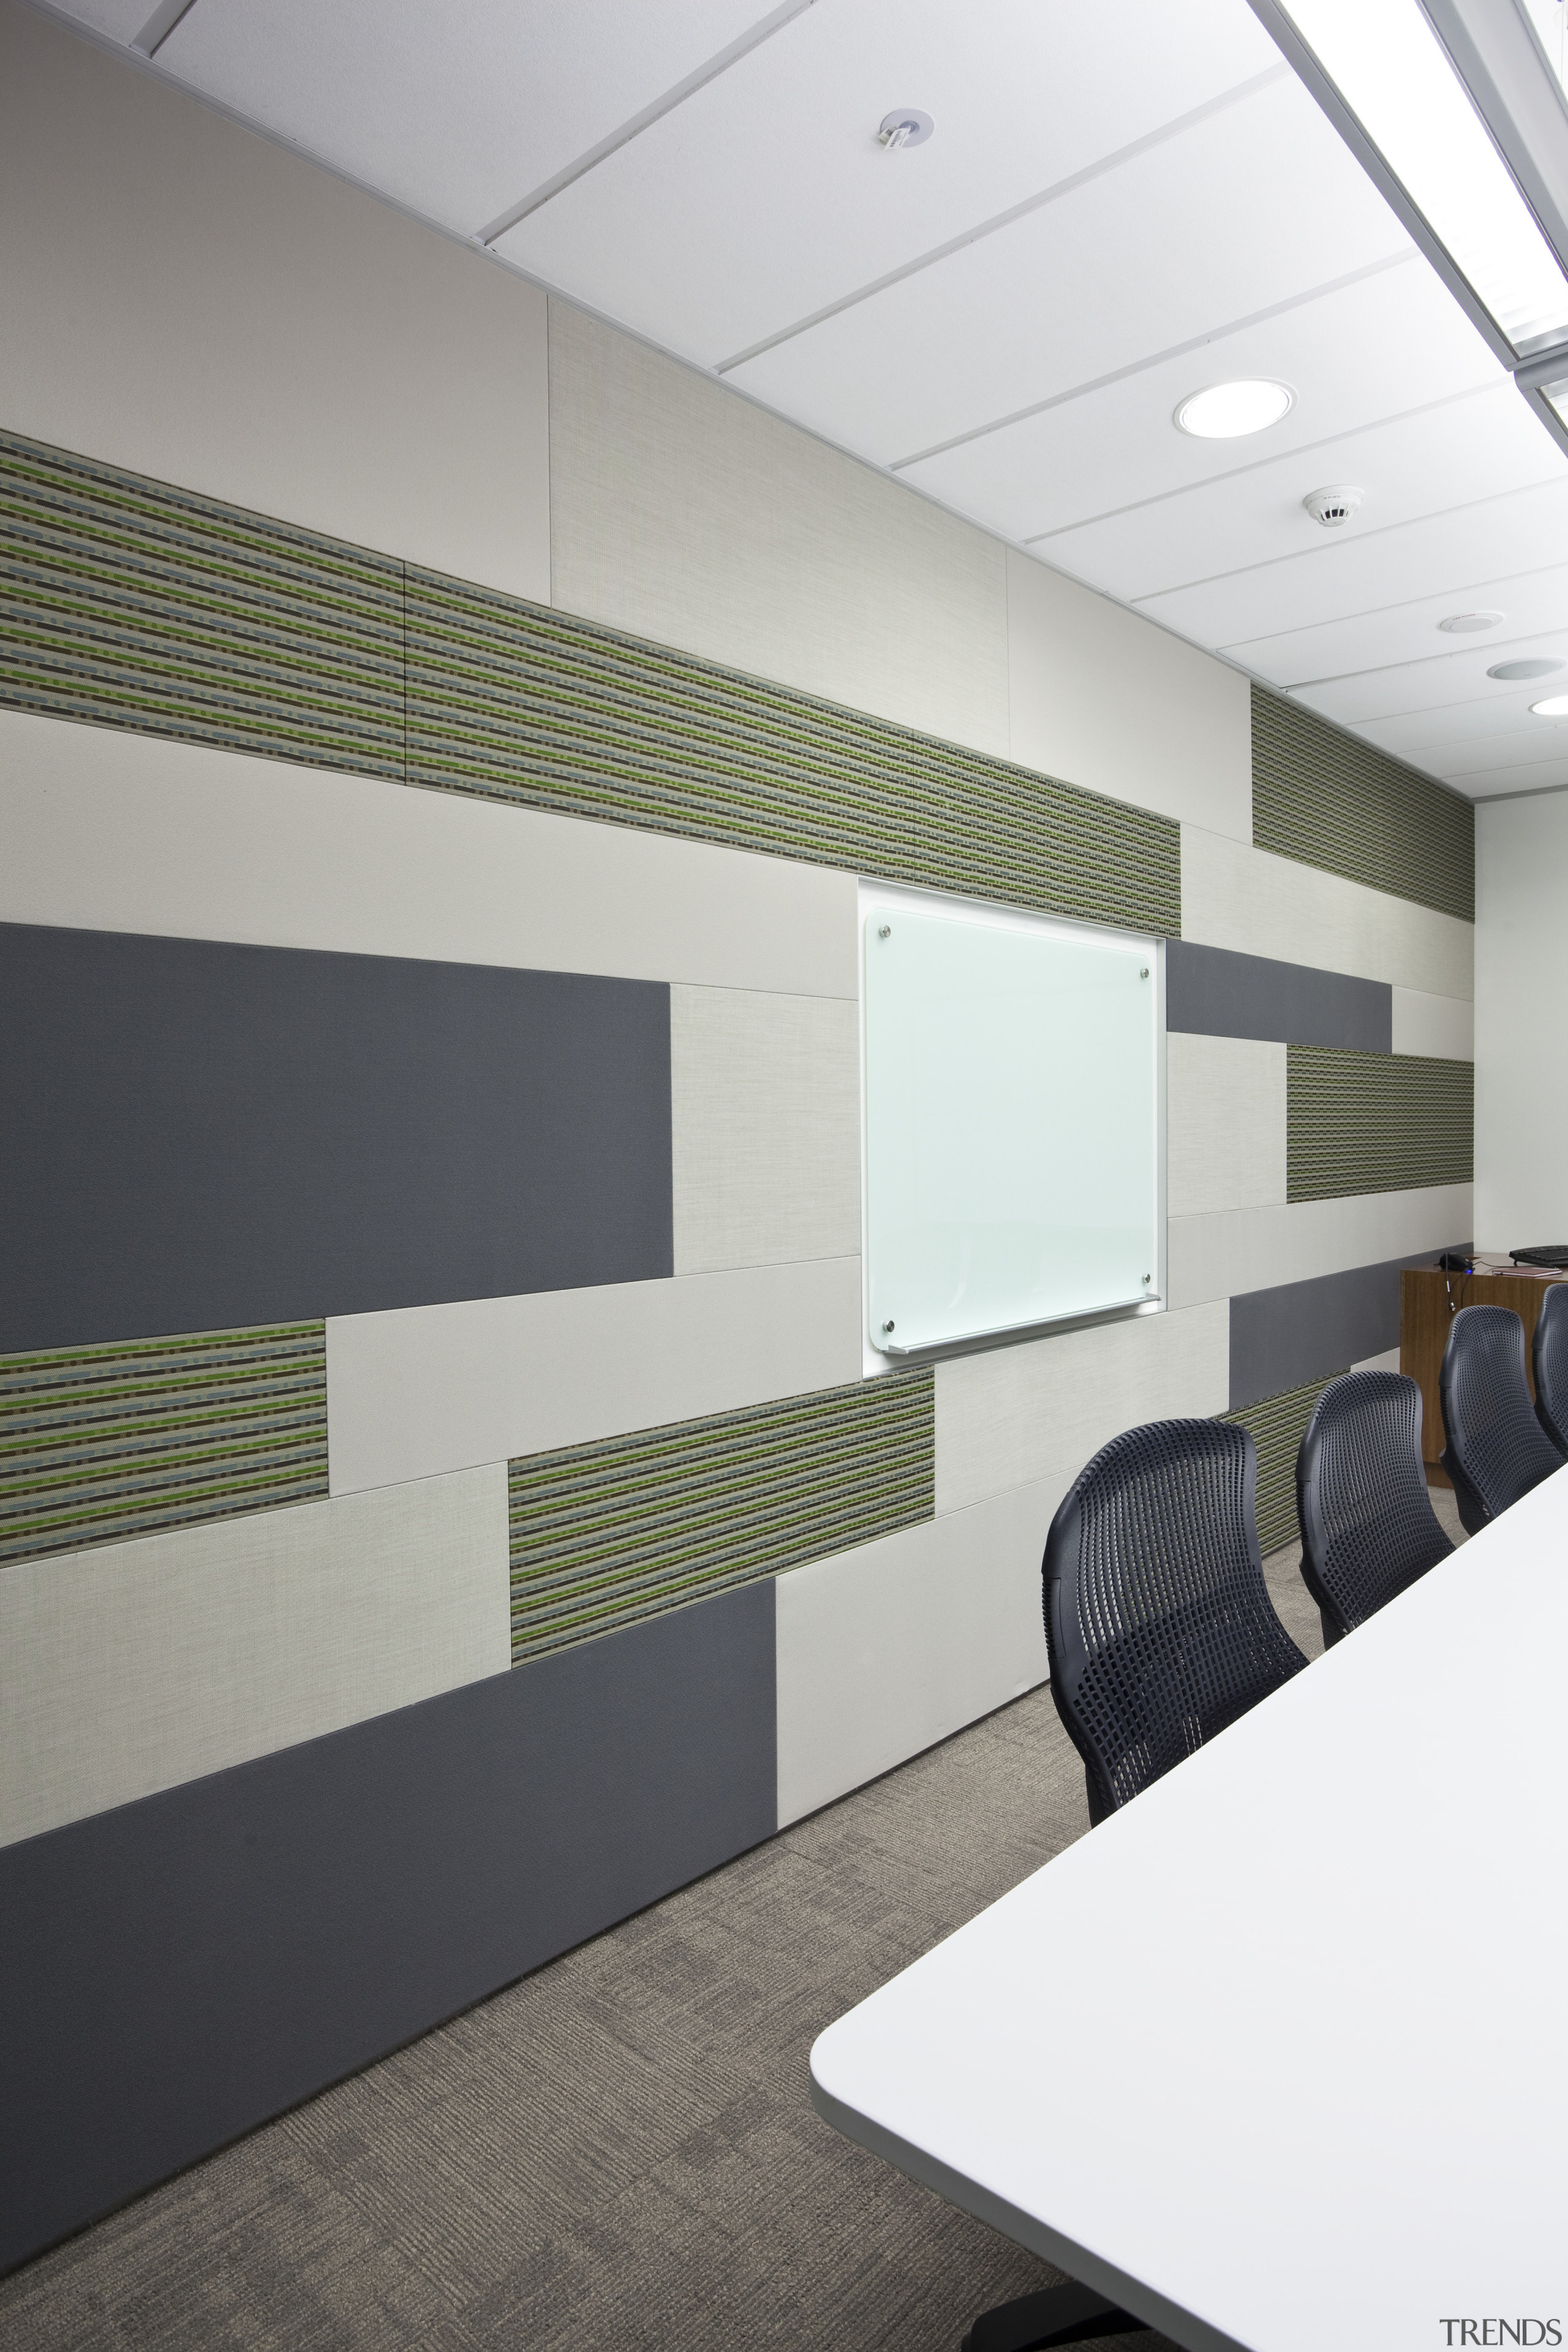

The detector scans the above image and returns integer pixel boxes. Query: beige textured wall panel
[0,3,549,598]
[1006,551,1251,839]
[1352,1348,1402,1374]
[0,1466,508,1847]
[1166,1033,1287,1217]
[935,1301,1230,1518]
[775,1479,1051,1828]
[0,712,859,998]
[1391,987,1475,1060]
[549,302,1011,758]
[1169,1184,1475,1307]
[1475,792,1568,1249]
[671,986,861,1275]
[328,1257,863,1496]
[1182,826,1475,1000]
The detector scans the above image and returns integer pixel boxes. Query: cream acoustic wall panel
[1390,987,1476,1062]
[0,1464,509,1847]
[1474,791,1568,1251]
[1168,1185,1476,1308]
[774,1477,1053,1830]
[934,1300,1230,1519]
[0,711,859,1001]
[671,986,861,1276]
[0,2,550,600]
[327,1257,864,1497]
[1182,826,1476,1000]
[1166,1035,1287,1218]
[548,303,1011,761]
[1006,551,1252,842]
[864,904,1162,1355]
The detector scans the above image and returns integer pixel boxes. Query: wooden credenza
[1401,1265,1567,1482]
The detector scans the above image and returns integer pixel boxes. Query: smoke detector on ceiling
[1302,484,1363,527]
[878,109,933,150]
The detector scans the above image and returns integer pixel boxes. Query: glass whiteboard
[864,905,1161,1355]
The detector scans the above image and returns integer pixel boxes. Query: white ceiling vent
[1302,484,1363,527]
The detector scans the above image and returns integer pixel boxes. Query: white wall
[0,0,550,598]
[1474,790,1568,1250]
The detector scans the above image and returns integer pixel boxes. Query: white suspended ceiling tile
[904,259,1495,546]
[1223,559,1568,685]
[1037,382,1556,608]
[45,0,148,36]
[1137,476,1568,651]
[1287,629,1568,730]
[1336,693,1568,764]
[153,0,777,235]
[1467,758,1568,797]
[725,74,1410,469]
[498,0,1282,367]
[1410,723,1568,782]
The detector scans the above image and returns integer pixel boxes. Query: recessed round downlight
[1438,611,1504,633]
[1529,694,1568,716]
[1489,658,1562,681]
[1174,380,1294,439]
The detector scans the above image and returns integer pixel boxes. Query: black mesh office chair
[1439,1303,1564,1536]
[959,1422,1307,2352]
[1295,1370,1453,1646]
[1042,1418,1308,1822]
[1532,1283,1568,1453]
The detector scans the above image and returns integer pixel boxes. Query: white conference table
[811,1464,1568,2352]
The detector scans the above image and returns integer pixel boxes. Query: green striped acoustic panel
[1252,686,1474,924]
[407,570,1180,933]
[1224,1374,1341,1558]
[0,1323,328,1567]
[0,431,404,775]
[0,432,1180,937]
[508,1371,935,1664]
[1287,1047,1474,1201]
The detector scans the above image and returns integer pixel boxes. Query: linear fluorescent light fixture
[1251,0,1568,451]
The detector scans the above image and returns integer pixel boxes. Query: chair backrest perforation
[1042,1419,1306,1821]
[1296,1370,1453,1643]
[1532,1284,1568,1455]
[1439,1304,1563,1536]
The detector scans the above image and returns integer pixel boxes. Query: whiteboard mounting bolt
[1142,1274,1152,1284]
[878,924,892,938]
[883,1319,895,1333]
[1140,966,1150,978]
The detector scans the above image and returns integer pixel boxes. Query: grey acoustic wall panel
[1166,940,1392,1052]
[1251,686,1474,924]
[1227,1253,1458,1412]
[0,1322,327,1566]
[1286,1047,1474,1204]
[0,1577,775,2274]
[0,924,673,1351]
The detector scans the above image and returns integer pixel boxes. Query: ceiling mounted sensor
[1488,657,1564,680]
[1529,693,1568,715]
[1174,380,1294,439]
[1302,484,1364,526]
[878,110,933,152]
[1438,611,1506,633]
